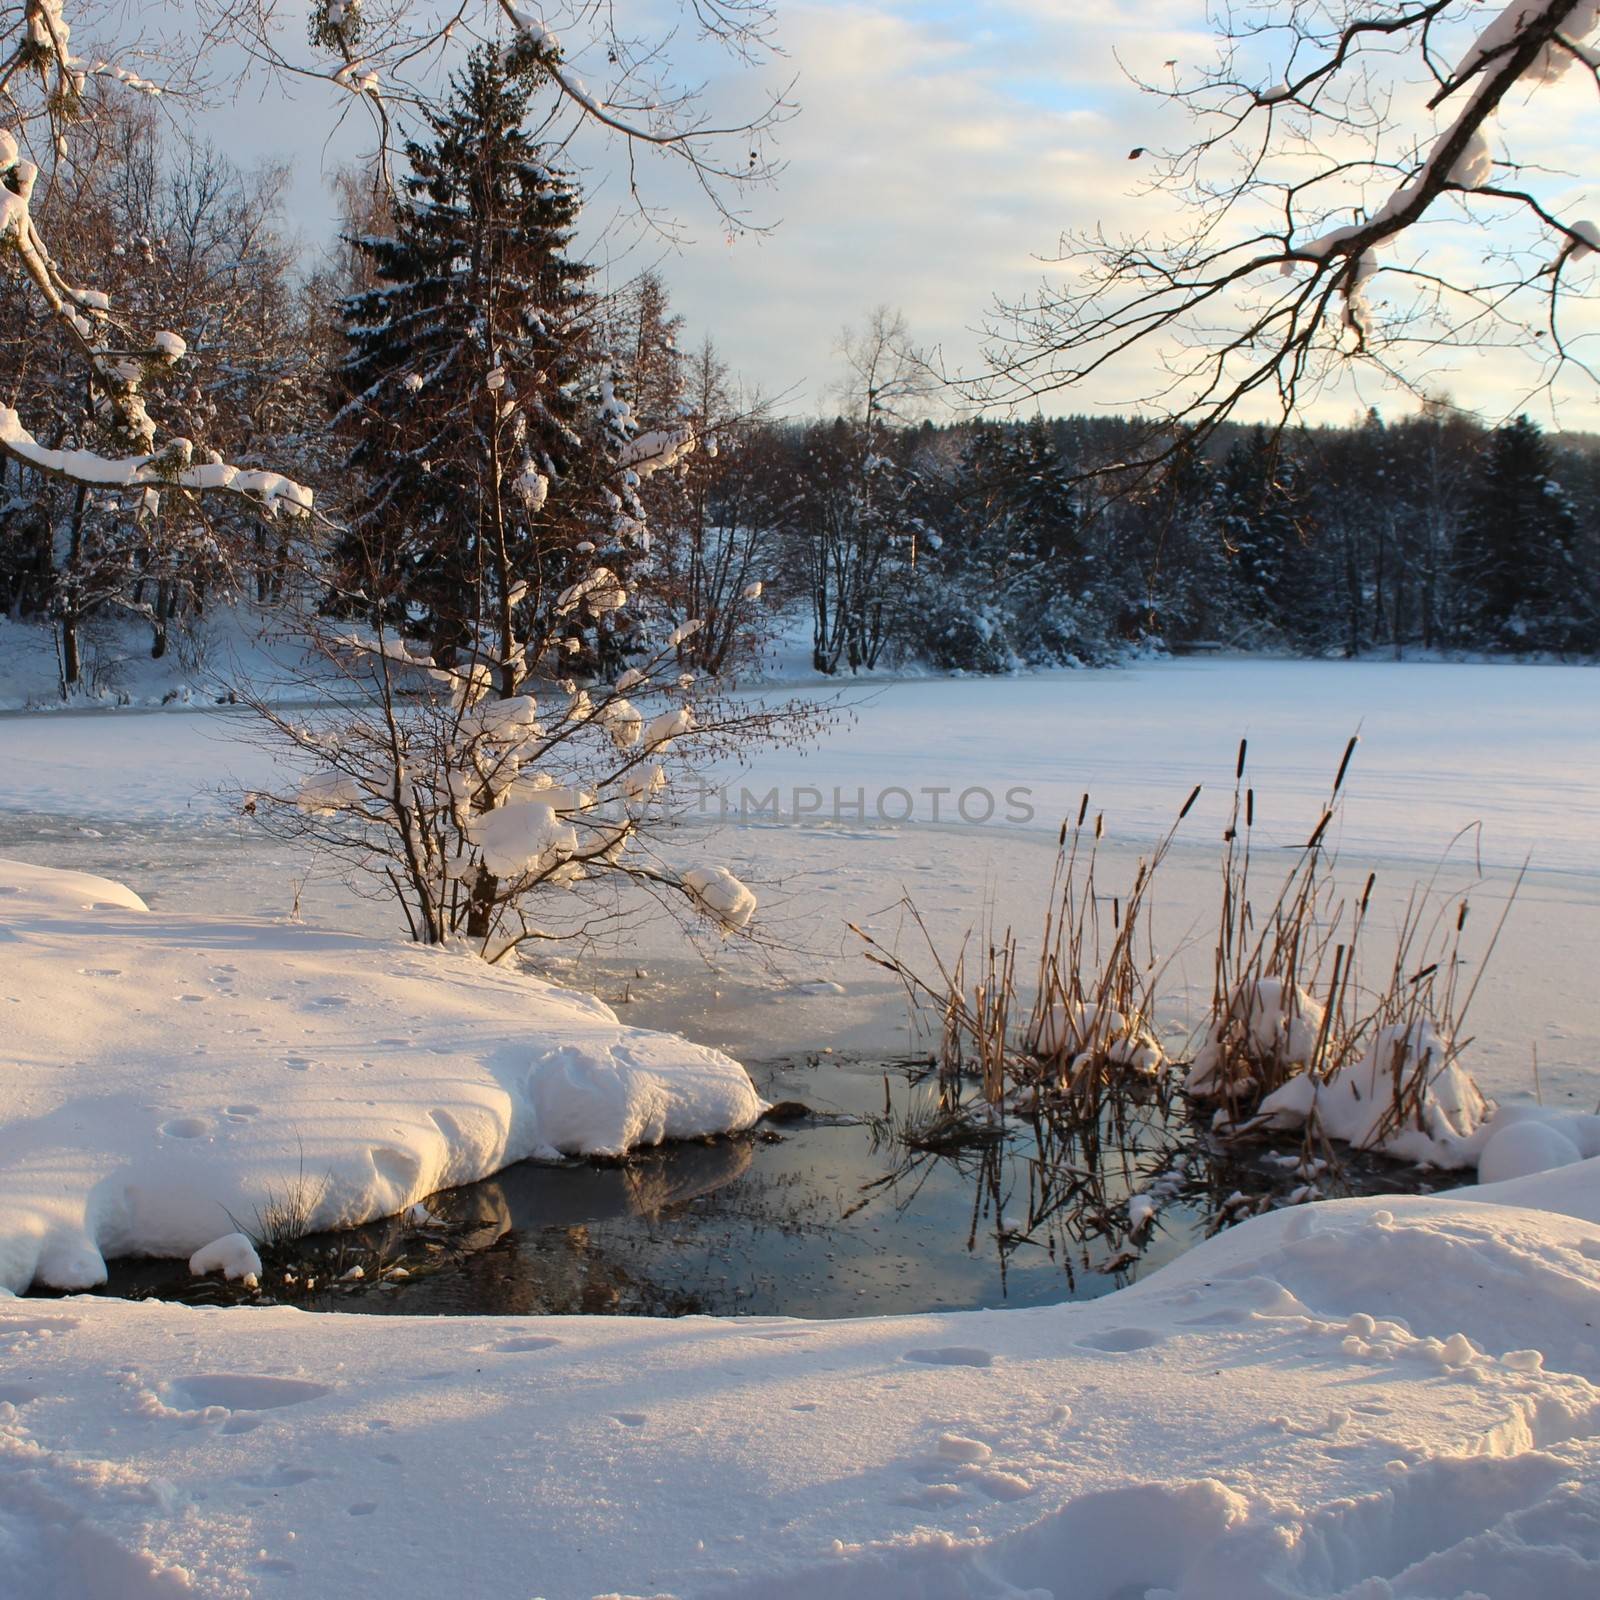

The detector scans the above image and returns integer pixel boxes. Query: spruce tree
[332,48,640,688]
[1455,415,1592,652]
[1215,427,1311,643]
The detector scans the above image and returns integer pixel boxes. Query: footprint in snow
[934,1434,992,1464]
[347,1502,378,1517]
[895,1483,965,1507]
[611,1412,649,1428]
[232,1464,326,1489]
[491,1336,563,1354]
[1076,1327,1166,1353]
[171,1375,332,1412]
[971,1470,1034,1501]
[159,1116,211,1139]
[904,1347,995,1368]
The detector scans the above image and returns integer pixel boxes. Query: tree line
[4,54,1597,701]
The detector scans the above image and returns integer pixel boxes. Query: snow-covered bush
[246,605,820,962]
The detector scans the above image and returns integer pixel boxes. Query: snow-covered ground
[0,859,762,1294]
[0,611,308,714]
[3,656,1599,1597]
[9,1163,1600,1598]
[7,656,1597,866]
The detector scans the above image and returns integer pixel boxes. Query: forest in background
[4,78,1599,702]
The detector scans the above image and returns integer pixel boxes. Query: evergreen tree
[1111,431,1227,645]
[332,49,639,687]
[1455,415,1594,652]
[1215,427,1312,643]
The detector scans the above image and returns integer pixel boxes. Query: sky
[175,0,1600,429]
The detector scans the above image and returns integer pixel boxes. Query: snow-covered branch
[0,406,314,516]
[980,0,1600,488]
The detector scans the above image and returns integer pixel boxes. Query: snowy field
[4,657,1600,1598]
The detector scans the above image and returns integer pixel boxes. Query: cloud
[175,0,1600,432]
[628,0,1184,411]
[636,0,1600,430]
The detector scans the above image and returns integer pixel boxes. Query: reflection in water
[101,1060,1227,1319]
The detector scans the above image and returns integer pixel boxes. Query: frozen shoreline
[3,657,1599,1597]
[0,859,765,1295]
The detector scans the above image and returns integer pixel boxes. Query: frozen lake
[3,656,1595,1111]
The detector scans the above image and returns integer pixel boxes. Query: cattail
[1333,735,1358,796]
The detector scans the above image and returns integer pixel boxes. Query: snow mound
[1185,976,1323,1095]
[1256,1018,1491,1167]
[0,858,765,1292]
[1477,1104,1600,1184]
[189,1231,262,1286]
[5,1161,1600,1598]
[1029,999,1166,1075]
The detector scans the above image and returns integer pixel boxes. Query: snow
[1185,976,1324,1094]
[556,566,627,616]
[1477,1103,1600,1182]
[0,857,765,1293]
[682,863,758,932]
[188,1232,262,1286]
[0,407,313,515]
[3,658,1596,1110]
[7,658,1595,864]
[2,656,1600,1595]
[621,425,696,477]
[6,1161,1600,1596]
[1254,1019,1492,1168]
[644,703,694,751]
[468,797,576,876]
[1456,0,1600,87]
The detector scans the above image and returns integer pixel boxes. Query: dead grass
[852,737,1520,1161]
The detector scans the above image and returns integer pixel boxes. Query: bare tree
[982,0,1600,487]
[788,308,938,674]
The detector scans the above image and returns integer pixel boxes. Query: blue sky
[188,0,1600,429]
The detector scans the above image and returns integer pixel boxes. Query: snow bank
[1253,1018,1492,1168]
[0,859,765,1293]
[188,1232,262,1286]
[5,1160,1600,1598]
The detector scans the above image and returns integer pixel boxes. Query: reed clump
[853,736,1517,1169]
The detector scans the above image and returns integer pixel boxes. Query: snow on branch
[979,0,1600,489]
[0,406,314,516]
[0,114,312,515]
